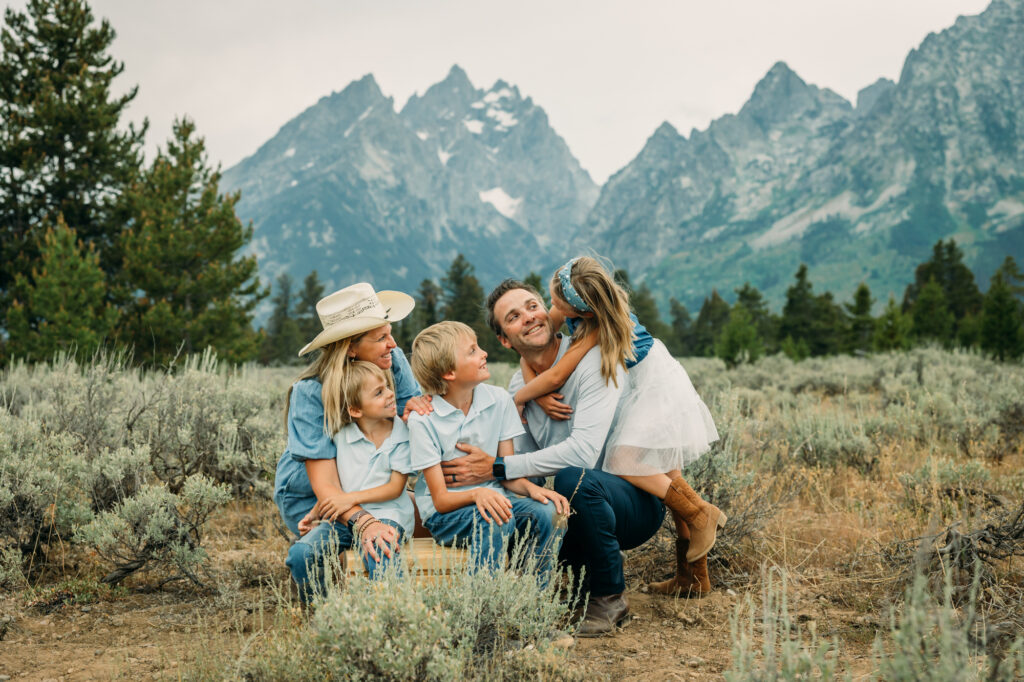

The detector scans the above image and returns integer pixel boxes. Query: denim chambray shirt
[273,347,422,535]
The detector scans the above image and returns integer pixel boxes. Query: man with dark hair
[444,279,665,636]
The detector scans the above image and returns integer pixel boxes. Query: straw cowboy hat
[298,282,415,356]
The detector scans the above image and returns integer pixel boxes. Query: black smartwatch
[492,456,506,481]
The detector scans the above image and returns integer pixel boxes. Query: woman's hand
[536,393,573,421]
[527,486,570,516]
[472,488,513,525]
[402,395,433,422]
[318,492,359,521]
[359,520,400,562]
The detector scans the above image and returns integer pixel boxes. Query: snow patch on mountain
[463,119,484,134]
[479,187,522,219]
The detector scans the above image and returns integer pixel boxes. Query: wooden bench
[342,491,469,576]
[342,536,470,577]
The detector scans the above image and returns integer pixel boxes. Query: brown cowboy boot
[577,593,630,637]
[648,515,712,597]
[663,476,726,563]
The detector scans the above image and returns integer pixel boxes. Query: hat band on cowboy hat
[298,282,415,356]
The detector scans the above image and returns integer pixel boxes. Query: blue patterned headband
[557,258,591,312]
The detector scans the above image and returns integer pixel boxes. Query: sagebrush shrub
[237,546,581,681]
[726,568,847,681]
[77,474,231,586]
[874,573,1024,681]
[138,351,282,497]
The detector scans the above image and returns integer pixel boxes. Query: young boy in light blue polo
[286,361,415,601]
[407,321,568,570]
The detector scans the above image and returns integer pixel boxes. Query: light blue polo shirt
[272,347,422,534]
[334,418,416,533]
[408,383,524,523]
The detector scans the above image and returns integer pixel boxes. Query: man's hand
[359,520,400,562]
[402,395,433,422]
[527,485,571,516]
[536,393,573,421]
[318,492,358,521]
[471,488,513,524]
[441,444,496,486]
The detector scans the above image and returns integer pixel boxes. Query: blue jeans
[286,518,405,602]
[554,466,664,597]
[424,497,562,572]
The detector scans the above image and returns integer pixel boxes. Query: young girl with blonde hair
[513,256,724,595]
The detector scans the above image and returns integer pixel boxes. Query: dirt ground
[0,499,885,681]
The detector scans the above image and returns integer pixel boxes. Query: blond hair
[339,361,390,426]
[284,332,395,437]
[411,321,475,396]
[550,256,635,386]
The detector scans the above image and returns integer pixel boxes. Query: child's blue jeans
[423,497,563,572]
[286,518,405,602]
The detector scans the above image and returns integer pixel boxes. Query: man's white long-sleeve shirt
[506,334,628,479]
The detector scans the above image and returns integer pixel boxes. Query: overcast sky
[6,0,992,184]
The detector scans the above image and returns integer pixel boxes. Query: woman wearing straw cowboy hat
[273,283,432,597]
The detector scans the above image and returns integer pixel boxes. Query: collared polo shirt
[334,418,415,533]
[408,383,524,522]
[272,346,422,532]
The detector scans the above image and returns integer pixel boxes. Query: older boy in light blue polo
[408,321,567,571]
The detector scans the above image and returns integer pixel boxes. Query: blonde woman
[273,284,430,591]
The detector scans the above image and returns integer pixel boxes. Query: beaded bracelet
[354,515,377,540]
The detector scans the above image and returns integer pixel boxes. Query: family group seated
[273,257,724,636]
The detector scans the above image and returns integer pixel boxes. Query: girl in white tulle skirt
[513,257,726,590]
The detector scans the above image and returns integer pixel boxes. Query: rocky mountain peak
[740,61,849,130]
[855,78,896,117]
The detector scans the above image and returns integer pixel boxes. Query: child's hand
[360,520,400,562]
[516,401,527,423]
[319,492,358,521]
[528,486,570,516]
[402,395,433,422]
[536,393,572,421]
[297,507,320,536]
[472,488,513,525]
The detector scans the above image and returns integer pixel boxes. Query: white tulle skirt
[603,339,719,476]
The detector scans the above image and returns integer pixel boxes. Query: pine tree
[296,270,325,343]
[440,254,508,358]
[981,272,1024,361]
[668,298,692,356]
[715,303,764,369]
[0,0,145,303]
[873,295,912,352]
[260,274,303,365]
[118,118,264,365]
[735,282,778,351]
[630,282,672,343]
[844,283,875,353]
[911,278,955,345]
[780,265,816,349]
[691,289,731,356]
[4,217,116,362]
[812,292,848,356]
[523,271,550,307]
[902,239,982,333]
